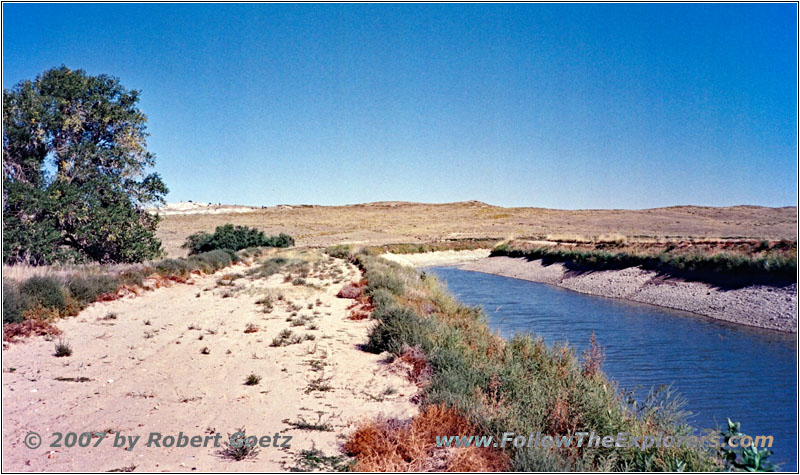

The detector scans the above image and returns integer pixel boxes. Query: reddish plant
[3,319,61,343]
[344,405,509,471]
[337,282,363,299]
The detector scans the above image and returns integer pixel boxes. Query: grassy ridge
[491,240,796,287]
[338,248,723,471]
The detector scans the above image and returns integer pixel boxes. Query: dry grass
[155,201,797,257]
[2,262,149,283]
[344,405,509,472]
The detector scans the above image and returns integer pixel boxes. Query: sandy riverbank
[2,251,418,471]
[380,249,491,267]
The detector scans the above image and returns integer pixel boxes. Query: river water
[426,266,797,470]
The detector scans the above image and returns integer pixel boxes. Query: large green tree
[3,66,168,264]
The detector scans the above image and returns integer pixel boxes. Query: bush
[182,224,294,254]
[366,307,435,355]
[19,276,67,314]
[366,269,404,296]
[54,339,72,357]
[65,274,118,306]
[187,249,236,273]
[3,281,26,324]
[336,283,362,299]
[153,258,194,278]
[325,245,352,259]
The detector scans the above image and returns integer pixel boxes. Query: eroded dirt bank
[461,256,796,333]
[2,250,417,471]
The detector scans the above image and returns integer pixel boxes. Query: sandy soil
[461,256,797,333]
[155,201,797,257]
[2,252,418,472]
[381,250,491,267]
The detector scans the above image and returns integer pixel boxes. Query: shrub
[365,307,435,355]
[54,339,72,357]
[182,224,294,254]
[65,274,118,306]
[219,428,260,461]
[19,276,67,314]
[244,373,261,385]
[325,245,352,259]
[3,281,26,324]
[153,258,194,278]
[188,249,236,273]
[336,283,362,299]
[3,319,61,342]
[366,270,404,296]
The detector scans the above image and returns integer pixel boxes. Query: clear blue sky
[3,3,797,209]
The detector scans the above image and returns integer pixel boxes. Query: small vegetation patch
[244,373,262,386]
[54,339,72,357]
[283,414,334,432]
[305,375,333,394]
[218,428,260,461]
[287,447,351,472]
[336,282,363,299]
[270,329,305,347]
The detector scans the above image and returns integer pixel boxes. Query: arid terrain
[2,250,418,471]
[154,201,797,257]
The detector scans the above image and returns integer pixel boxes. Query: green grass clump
[153,258,195,278]
[187,249,236,272]
[3,281,26,324]
[244,373,261,385]
[65,274,118,306]
[20,276,67,314]
[183,224,293,254]
[54,339,72,357]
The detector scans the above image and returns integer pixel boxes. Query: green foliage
[2,281,26,324]
[3,66,168,265]
[65,274,118,306]
[183,224,294,254]
[720,419,777,472]
[187,249,236,273]
[153,258,194,278]
[19,276,67,313]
